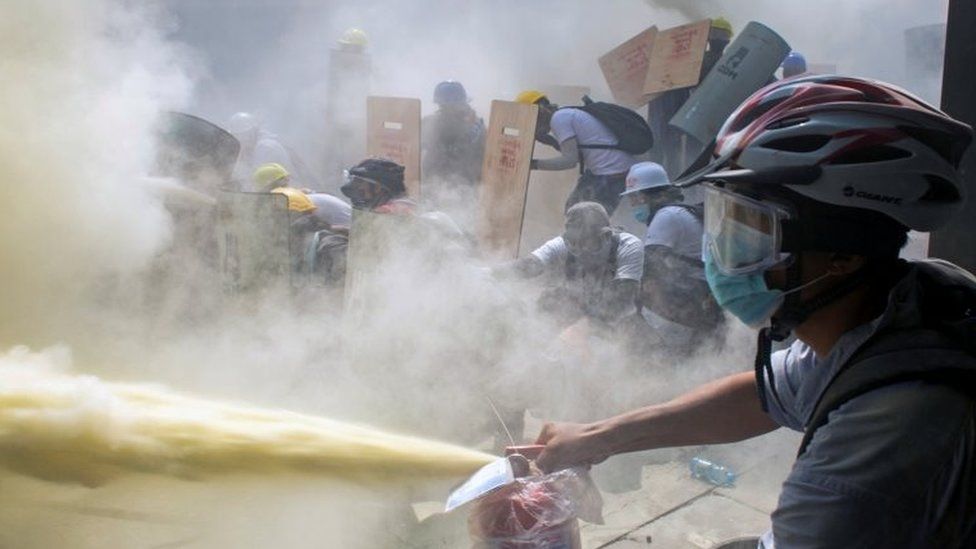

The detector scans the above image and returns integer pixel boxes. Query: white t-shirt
[532,232,643,318]
[531,232,644,281]
[644,205,705,280]
[549,109,638,176]
[307,193,352,227]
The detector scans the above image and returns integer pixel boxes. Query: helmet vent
[919,175,961,203]
[898,125,966,166]
[762,135,830,152]
[767,117,809,130]
[730,96,790,132]
[827,145,911,165]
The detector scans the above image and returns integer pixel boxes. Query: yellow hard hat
[515,90,548,105]
[339,27,368,47]
[271,187,317,213]
[253,163,289,189]
[711,17,734,34]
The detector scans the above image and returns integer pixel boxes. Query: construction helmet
[338,28,368,48]
[621,162,671,196]
[271,187,317,213]
[781,51,808,77]
[253,163,289,189]
[710,17,734,34]
[515,90,548,105]
[434,80,469,105]
[227,112,258,136]
[677,74,973,233]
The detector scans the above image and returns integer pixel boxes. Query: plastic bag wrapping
[468,467,604,547]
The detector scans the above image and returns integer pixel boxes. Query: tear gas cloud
[0,0,952,547]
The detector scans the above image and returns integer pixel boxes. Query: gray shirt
[760,264,976,548]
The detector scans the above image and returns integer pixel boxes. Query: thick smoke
[0,0,953,547]
[0,1,189,347]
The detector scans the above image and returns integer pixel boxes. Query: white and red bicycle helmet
[680,75,972,232]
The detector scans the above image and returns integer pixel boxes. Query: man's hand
[535,421,610,473]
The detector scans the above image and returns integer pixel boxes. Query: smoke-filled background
[0,0,950,547]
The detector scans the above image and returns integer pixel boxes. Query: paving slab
[580,429,799,548]
[603,493,769,548]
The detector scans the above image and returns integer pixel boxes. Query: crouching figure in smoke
[621,161,725,356]
[533,76,976,548]
[500,201,650,350]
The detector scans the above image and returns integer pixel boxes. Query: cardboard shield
[598,26,658,108]
[670,22,790,144]
[216,191,291,292]
[643,19,711,96]
[366,96,422,198]
[478,100,538,259]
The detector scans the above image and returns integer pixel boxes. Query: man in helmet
[254,163,352,229]
[621,162,723,354]
[515,91,638,216]
[323,28,372,186]
[532,76,976,548]
[421,81,486,193]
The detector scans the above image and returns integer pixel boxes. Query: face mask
[704,249,784,327]
[631,204,652,225]
[704,246,835,328]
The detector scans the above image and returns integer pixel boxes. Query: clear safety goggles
[340,170,384,208]
[703,184,792,276]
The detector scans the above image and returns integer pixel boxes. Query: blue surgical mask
[704,248,783,327]
[631,204,652,224]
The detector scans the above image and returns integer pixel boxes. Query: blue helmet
[433,80,468,105]
[782,51,807,77]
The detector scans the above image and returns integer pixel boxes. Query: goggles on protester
[340,170,385,209]
[703,184,793,276]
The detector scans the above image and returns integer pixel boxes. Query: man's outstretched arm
[536,371,779,472]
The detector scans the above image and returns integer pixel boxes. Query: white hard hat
[227,112,258,135]
[621,162,671,196]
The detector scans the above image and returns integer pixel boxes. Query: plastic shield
[670,22,790,144]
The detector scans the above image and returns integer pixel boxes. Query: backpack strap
[797,329,976,458]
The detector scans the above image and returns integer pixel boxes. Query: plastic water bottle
[689,456,736,487]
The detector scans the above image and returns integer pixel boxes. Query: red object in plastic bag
[468,468,602,549]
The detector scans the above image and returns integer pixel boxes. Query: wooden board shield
[366,96,422,198]
[216,191,291,292]
[643,19,711,96]
[478,100,538,259]
[598,26,658,108]
[670,21,790,144]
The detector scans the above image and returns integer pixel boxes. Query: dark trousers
[565,171,628,216]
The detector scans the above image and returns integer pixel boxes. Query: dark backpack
[797,260,976,458]
[570,96,654,155]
